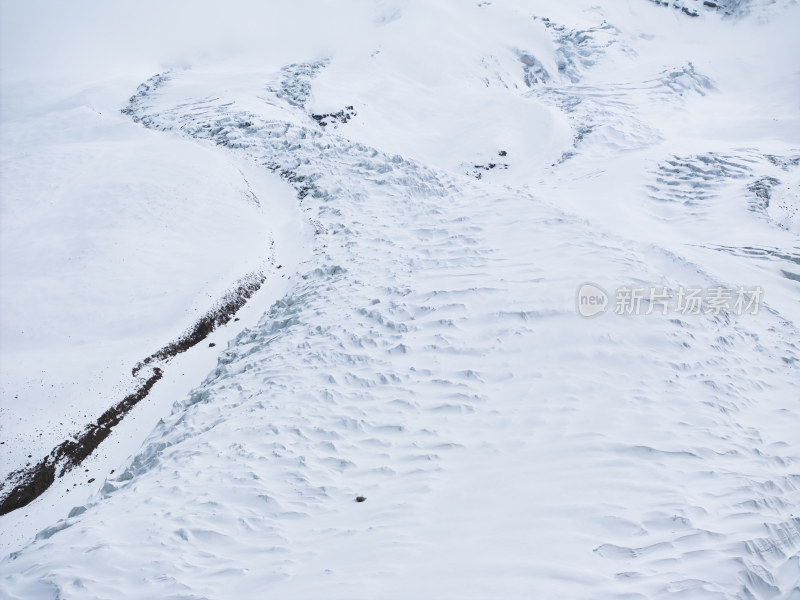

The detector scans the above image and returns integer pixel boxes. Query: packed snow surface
[1,0,799,598]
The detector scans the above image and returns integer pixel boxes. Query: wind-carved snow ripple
[533,63,713,163]
[647,151,756,208]
[121,74,800,598]
[1,70,799,600]
[65,76,519,591]
[645,150,800,286]
[647,151,800,230]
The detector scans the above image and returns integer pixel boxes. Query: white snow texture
[1,0,799,598]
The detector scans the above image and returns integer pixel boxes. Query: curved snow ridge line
[616,238,800,347]
[58,142,502,584]
[648,151,757,207]
[0,269,270,516]
[509,9,714,162]
[125,72,800,597]
[646,150,800,230]
[3,68,800,598]
[643,147,800,329]
[534,63,714,162]
[132,271,268,377]
[96,66,473,462]
[0,63,507,551]
[697,244,800,289]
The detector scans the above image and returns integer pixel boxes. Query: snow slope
[0,99,307,476]
[1,0,799,598]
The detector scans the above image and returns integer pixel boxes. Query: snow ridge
[2,1,799,598]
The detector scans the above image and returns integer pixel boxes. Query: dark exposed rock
[0,369,162,516]
[646,0,750,17]
[470,161,509,179]
[1,272,269,515]
[311,106,357,129]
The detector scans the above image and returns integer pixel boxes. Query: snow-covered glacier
[1,0,799,598]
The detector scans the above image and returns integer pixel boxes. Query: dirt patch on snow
[0,271,267,516]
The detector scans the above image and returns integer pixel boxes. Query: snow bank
[1,0,799,598]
